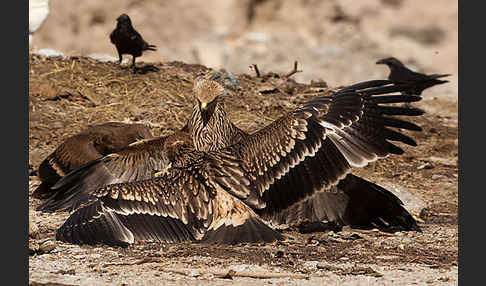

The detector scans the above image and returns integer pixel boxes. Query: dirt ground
[29,1,458,285]
[28,53,458,285]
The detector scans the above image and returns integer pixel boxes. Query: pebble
[417,163,434,170]
[35,49,65,58]
[188,270,200,277]
[39,240,57,254]
[303,261,319,269]
[431,174,445,180]
[339,257,350,261]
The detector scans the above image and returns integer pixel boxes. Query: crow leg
[116,48,123,65]
[131,56,137,73]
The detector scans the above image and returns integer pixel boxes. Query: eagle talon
[154,163,172,177]
[413,215,425,224]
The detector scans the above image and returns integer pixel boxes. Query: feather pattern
[33,122,153,200]
[56,144,281,246]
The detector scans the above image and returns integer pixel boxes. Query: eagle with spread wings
[38,75,437,246]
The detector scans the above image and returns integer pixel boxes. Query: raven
[110,14,157,72]
[376,57,450,96]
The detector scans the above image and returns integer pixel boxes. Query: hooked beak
[200,102,211,126]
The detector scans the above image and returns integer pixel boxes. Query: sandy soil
[28,54,457,285]
[29,1,458,285]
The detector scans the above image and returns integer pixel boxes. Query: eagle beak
[200,102,211,126]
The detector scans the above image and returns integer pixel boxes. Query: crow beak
[376,59,385,65]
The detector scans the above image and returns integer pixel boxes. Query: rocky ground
[28,53,457,285]
[29,0,457,285]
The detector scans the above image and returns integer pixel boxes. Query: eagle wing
[227,80,423,215]
[56,149,282,246]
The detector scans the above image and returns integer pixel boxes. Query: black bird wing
[34,122,153,199]
[56,150,282,246]
[264,173,421,232]
[37,133,181,213]
[227,80,423,226]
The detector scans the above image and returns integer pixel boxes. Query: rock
[39,240,57,254]
[431,174,446,180]
[316,262,334,270]
[87,53,128,63]
[188,269,200,277]
[417,163,434,170]
[303,261,319,269]
[35,49,65,58]
[339,257,350,261]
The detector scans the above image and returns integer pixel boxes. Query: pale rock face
[29,0,50,45]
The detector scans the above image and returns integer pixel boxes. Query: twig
[102,257,160,267]
[284,61,303,78]
[159,267,310,280]
[39,67,70,78]
[250,64,261,78]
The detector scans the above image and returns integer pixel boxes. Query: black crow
[110,13,157,72]
[376,57,450,95]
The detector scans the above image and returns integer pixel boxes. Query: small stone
[316,262,333,270]
[35,49,65,58]
[431,174,445,180]
[303,261,319,269]
[188,269,200,277]
[90,253,102,259]
[39,240,57,254]
[417,163,434,170]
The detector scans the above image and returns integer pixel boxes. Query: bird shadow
[133,64,160,74]
[120,64,160,74]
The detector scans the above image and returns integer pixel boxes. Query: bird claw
[154,163,172,177]
[412,215,425,224]
[128,138,151,147]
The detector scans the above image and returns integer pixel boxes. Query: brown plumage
[187,78,246,151]
[187,78,429,232]
[55,132,282,246]
[49,76,433,247]
[36,72,241,213]
[33,122,153,200]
